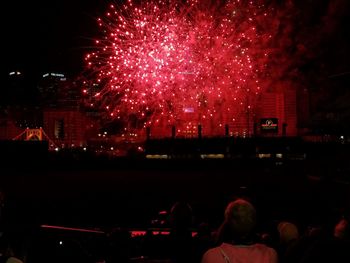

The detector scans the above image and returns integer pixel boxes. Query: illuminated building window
[54,119,65,139]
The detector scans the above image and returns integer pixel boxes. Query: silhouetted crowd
[0,190,349,263]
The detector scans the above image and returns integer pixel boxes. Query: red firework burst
[85,0,274,137]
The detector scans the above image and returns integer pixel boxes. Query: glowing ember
[85,0,276,136]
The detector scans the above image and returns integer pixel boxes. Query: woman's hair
[216,199,257,244]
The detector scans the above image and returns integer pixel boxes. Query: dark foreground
[2,156,349,228]
[1,141,350,262]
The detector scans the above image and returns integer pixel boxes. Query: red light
[84,0,280,137]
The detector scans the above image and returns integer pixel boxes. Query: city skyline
[2,0,350,136]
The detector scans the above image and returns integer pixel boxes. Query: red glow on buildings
[43,110,88,148]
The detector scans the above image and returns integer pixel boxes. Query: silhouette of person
[168,201,194,263]
[276,221,299,263]
[201,199,278,263]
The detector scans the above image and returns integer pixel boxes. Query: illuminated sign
[183,107,194,113]
[43,73,65,78]
[260,118,278,133]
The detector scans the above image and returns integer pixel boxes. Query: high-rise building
[39,73,100,148]
[38,72,73,108]
[5,71,25,105]
[43,109,88,148]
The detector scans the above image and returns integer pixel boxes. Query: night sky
[2,0,350,101]
[3,0,104,80]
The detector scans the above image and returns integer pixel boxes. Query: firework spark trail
[85,0,277,135]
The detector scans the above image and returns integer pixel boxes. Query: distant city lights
[9,71,21,76]
[43,72,65,78]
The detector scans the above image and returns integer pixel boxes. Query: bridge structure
[12,127,57,150]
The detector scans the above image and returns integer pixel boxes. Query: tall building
[0,71,42,137]
[43,110,88,148]
[38,72,67,107]
[255,89,297,137]
[5,71,25,105]
[38,72,81,108]
[39,72,91,147]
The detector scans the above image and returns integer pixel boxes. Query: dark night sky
[2,0,105,80]
[2,0,350,96]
